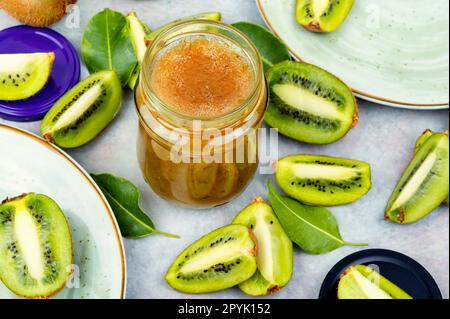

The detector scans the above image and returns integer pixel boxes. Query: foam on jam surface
[150,37,254,118]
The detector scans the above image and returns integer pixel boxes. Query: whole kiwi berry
[0,0,77,27]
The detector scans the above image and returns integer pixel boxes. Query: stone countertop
[0,0,448,299]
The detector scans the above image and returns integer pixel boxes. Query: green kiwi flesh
[0,193,72,298]
[166,225,257,294]
[127,12,151,90]
[414,130,449,206]
[40,70,122,148]
[338,265,412,299]
[275,154,371,206]
[296,0,354,33]
[265,61,358,144]
[233,197,293,296]
[145,12,222,43]
[0,52,54,101]
[238,270,275,297]
[385,133,449,224]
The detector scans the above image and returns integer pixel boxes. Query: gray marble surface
[0,0,448,299]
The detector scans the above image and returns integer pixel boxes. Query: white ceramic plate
[0,124,126,299]
[256,0,449,109]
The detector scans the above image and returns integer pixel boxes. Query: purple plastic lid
[0,25,80,122]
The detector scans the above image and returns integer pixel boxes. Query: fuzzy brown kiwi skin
[0,193,74,299]
[0,0,77,27]
[351,95,359,128]
[304,21,325,33]
[248,227,259,258]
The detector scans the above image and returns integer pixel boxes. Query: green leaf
[82,9,138,87]
[267,180,367,254]
[231,21,291,71]
[91,173,179,239]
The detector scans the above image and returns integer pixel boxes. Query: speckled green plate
[0,124,126,299]
[257,0,449,109]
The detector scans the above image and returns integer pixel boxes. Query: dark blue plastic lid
[0,25,80,122]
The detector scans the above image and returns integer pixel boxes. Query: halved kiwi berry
[166,225,257,294]
[275,154,371,206]
[296,0,354,33]
[233,197,293,296]
[385,132,449,224]
[40,70,122,148]
[265,61,357,145]
[0,193,73,298]
[0,0,77,27]
[414,130,449,206]
[127,12,151,90]
[338,265,412,299]
[0,52,55,101]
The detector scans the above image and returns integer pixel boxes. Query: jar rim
[139,19,264,126]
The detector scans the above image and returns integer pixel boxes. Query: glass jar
[135,20,267,208]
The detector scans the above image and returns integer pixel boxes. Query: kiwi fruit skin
[414,130,449,206]
[145,12,222,43]
[265,61,358,145]
[127,12,151,90]
[0,0,77,27]
[40,70,122,148]
[296,0,354,33]
[414,129,434,154]
[238,270,277,297]
[385,133,449,224]
[275,154,371,206]
[338,265,412,299]
[0,193,72,299]
[0,52,55,101]
[166,225,257,294]
[233,197,293,296]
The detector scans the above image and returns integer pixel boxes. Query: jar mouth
[140,19,264,125]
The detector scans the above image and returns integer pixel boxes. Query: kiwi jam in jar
[135,20,267,208]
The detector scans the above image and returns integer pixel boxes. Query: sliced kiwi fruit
[40,70,122,148]
[145,12,222,43]
[296,0,354,33]
[233,197,293,296]
[414,129,434,154]
[0,0,77,27]
[385,132,449,224]
[338,265,412,299]
[0,52,55,101]
[275,154,371,206]
[127,12,151,90]
[166,224,257,294]
[414,130,449,206]
[187,163,218,200]
[211,164,240,199]
[0,193,72,298]
[265,61,358,145]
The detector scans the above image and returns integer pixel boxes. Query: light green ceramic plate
[257,0,449,109]
[0,124,126,299]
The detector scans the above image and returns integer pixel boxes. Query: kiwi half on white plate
[296,0,354,33]
[0,193,73,299]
